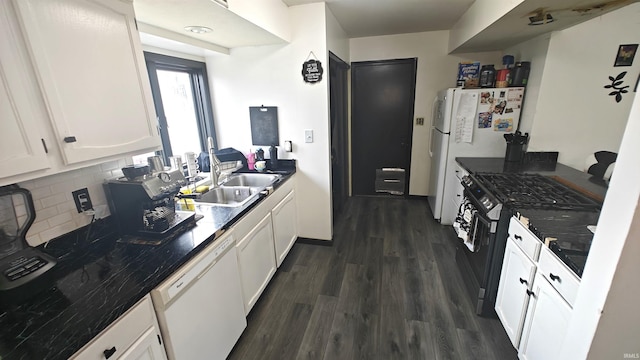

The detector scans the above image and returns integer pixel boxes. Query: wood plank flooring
[228,197,517,360]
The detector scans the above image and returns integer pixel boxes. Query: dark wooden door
[351,58,417,196]
[329,53,350,219]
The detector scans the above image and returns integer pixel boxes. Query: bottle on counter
[247,151,255,170]
[269,145,278,170]
[255,148,264,161]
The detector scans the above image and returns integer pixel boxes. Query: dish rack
[218,160,243,174]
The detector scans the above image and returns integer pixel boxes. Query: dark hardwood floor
[228,196,517,360]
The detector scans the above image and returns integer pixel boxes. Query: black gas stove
[473,173,600,210]
[456,172,600,316]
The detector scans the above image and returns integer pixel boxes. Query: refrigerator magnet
[493,118,513,132]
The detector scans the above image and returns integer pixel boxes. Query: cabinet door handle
[549,273,561,282]
[63,136,77,143]
[526,289,534,296]
[41,139,49,153]
[519,277,528,285]
[514,234,522,240]
[103,346,117,359]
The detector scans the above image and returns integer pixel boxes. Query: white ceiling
[133,0,637,53]
[134,0,285,49]
[282,0,475,38]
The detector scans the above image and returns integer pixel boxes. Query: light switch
[305,129,313,143]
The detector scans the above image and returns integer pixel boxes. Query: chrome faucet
[208,137,221,187]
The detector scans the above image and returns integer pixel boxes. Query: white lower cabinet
[236,213,277,314]
[119,327,167,360]
[71,294,167,360]
[272,190,298,267]
[496,216,578,358]
[495,238,536,348]
[518,272,573,360]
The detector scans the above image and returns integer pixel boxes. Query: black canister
[269,145,278,169]
[504,132,529,162]
[509,61,530,87]
[505,143,525,162]
[479,65,496,88]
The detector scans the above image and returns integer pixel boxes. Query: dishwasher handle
[197,259,218,280]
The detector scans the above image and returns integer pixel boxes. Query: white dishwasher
[151,231,246,360]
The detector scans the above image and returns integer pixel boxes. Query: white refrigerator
[428,87,525,224]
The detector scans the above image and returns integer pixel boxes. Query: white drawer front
[538,247,580,307]
[508,217,541,261]
[71,295,155,360]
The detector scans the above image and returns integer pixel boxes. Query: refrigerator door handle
[429,96,439,158]
[430,96,439,128]
[429,127,435,158]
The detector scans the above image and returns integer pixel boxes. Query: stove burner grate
[474,173,599,210]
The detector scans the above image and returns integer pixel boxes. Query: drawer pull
[526,289,534,296]
[549,273,561,282]
[519,277,528,285]
[103,346,117,359]
[514,234,522,240]
[63,136,77,143]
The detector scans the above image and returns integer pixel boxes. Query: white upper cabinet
[0,1,51,178]
[12,0,160,165]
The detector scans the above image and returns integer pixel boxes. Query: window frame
[143,52,218,162]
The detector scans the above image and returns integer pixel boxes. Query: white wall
[227,0,291,42]
[349,31,502,196]
[560,89,640,359]
[503,33,550,134]
[325,5,349,62]
[527,3,640,170]
[448,0,524,53]
[207,3,333,241]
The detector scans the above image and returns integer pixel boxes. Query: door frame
[350,58,417,196]
[329,52,350,219]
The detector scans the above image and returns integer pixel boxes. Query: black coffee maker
[0,185,56,299]
[105,168,195,238]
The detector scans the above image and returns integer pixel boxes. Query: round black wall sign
[302,59,323,83]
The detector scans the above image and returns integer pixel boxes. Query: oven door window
[453,197,491,252]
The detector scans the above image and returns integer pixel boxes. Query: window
[142,52,217,164]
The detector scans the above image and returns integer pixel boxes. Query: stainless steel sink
[194,186,260,207]
[221,173,281,188]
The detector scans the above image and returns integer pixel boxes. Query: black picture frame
[614,44,638,67]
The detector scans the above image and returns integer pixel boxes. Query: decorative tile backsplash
[17,158,131,246]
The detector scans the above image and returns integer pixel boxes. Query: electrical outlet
[72,188,93,213]
[305,129,313,143]
[416,117,425,126]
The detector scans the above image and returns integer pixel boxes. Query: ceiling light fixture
[528,13,554,25]
[184,26,212,34]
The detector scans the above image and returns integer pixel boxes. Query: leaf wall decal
[605,71,630,103]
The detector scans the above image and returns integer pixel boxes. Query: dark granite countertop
[456,157,605,278]
[513,209,600,278]
[0,163,295,360]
